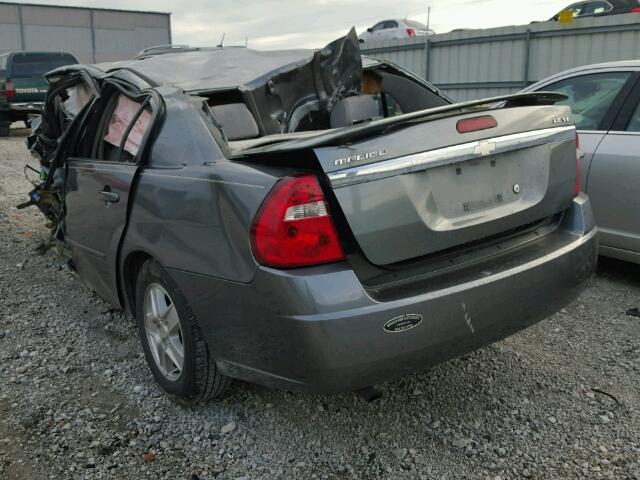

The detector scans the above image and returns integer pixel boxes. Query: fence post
[424,39,431,81]
[522,29,532,88]
[89,10,97,63]
[17,4,25,51]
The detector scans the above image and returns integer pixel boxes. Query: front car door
[64,82,157,305]
[552,2,586,20]
[369,21,387,40]
[381,20,400,39]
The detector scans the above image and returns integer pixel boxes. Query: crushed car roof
[92,45,380,93]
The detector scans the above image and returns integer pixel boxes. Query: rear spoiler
[231,91,567,157]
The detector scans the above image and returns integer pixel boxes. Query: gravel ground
[1,127,639,480]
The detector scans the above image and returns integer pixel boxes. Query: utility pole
[424,5,431,81]
[426,5,431,34]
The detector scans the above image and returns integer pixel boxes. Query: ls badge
[553,116,571,124]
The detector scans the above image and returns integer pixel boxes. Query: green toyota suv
[0,51,78,136]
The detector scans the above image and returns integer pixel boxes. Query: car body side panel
[579,131,607,188]
[586,132,640,257]
[119,98,289,285]
[121,164,277,284]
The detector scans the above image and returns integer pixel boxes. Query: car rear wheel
[135,259,231,404]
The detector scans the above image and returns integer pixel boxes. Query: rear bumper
[169,195,598,393]
[5,102,43,114]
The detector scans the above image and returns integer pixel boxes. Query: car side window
[564,2,585,16]
[371,22,386,31]
[540,72,631,130]
[75,91,152,162]
[384,21,399,29]
[626,102,640,132]
[582,0,612,14]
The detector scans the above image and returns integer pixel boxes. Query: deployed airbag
[104,95,152,156]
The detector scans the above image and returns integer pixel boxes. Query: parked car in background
[358,19,434,42]
[524,61,640,264]
[0,51,78,136]
[22,31,596,404]
[550,0,640,20]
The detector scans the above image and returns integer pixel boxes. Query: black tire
[0,114,9,137]
[135,259,231,404]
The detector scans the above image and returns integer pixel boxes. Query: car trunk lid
[313,104,577,266]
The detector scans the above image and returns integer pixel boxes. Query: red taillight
[631,7,640,12]
[406,28,416,37]
[5,79,15,99]
[251,174,345,268]
[456,115,498,134]
[575,132,582,195]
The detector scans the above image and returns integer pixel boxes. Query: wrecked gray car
[22,31,597,404]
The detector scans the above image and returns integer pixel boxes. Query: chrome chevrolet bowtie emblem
[474,140,496,157]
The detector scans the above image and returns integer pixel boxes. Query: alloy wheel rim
[143,283,184,381]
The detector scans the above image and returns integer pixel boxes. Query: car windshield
[11,54,77,78]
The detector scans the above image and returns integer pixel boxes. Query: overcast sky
[12,0,573,49]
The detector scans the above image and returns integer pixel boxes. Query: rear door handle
[99,190,120,204]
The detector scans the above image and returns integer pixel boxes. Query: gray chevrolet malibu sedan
[23,31,597,404]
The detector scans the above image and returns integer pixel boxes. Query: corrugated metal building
[0,2,171,63]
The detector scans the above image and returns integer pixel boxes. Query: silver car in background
[358,19,434,43]
[525,61,640,264]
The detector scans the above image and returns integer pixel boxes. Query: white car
[358,19,434,43]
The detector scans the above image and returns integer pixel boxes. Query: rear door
[586,78,640,255]
[558,2,587,19]
[64,85,155,304]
